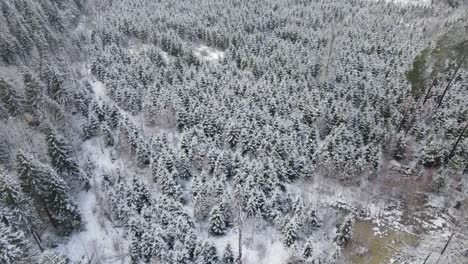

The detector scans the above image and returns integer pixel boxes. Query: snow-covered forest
[0,0,467,263]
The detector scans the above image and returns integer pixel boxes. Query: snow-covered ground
[193,45,225,61]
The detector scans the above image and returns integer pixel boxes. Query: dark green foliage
[209,206,226,236]
[406,49,429,99]
[23,72,44,117]
[0,79,23,117]
[0,139,10,168]
[0,221,34,264]
[223,243,234,264]
[335,216,353,247]
[102,124,114,147]
[393,133,407,160]
[16,152,81,230]
[432,175,447,194]
[82,114,99,139]
[303,239,313,259]
[194,241,219,264]
[128,178,152,214]
[46,128,80,176]
[283,218,297,247]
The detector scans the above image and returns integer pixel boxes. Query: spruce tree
[209,205,226,236]
[102,124,114,147]
[283,218,298,247]
[16,152,81,230]
[38,250,69,264]
[0,78,23,117]
[0,167,38,229]
[335,216,353,247]
[303,240,313,260]
[46,128,80,176]
[194,241,219,264]
[23,72,44,117]
[223,243,234,264]
[0,222,33,264]
[393,133,407,160]
[82,113,99,139]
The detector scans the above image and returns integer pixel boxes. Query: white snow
[209,227,289,264]
[57,140,128,263]
[193,45,225,61]
[91,80,107,100]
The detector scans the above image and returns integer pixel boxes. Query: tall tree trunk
[405,95,424,135]
[42,200,58,229]
[397,96,413,132]
[31,230,44,252]
[423,79,437,105]
[448,122,468,160]
[236,204,243,264]
[437,55,466,108]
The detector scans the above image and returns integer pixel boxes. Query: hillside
[0,0,467,263]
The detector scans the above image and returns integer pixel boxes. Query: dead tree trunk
[422,252,432,264]
[423,79,437,105]
[405,95,424,135]
[397,96,413,132]
[448,122,468,160]
[31,230,44,252]
[437,54,466,108]
[236,204,243,264]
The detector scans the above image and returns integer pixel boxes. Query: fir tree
[432,175,447,194]
[128,178,152,214]
[0,222,33,264]
[23,72,44,117]
[194,241,219,264]
[335,216,353,247]
[393,133,407,160]
[0,78,23,117]
[209,205,226,236]
[38,250,69,264]
[283,218,297,247]
[303,239,313,259]
[46,128,80,177]
[102,124,114,147]
[16,152,81,230]
[0,167,38,231]
[223,243,234,264]
[82,113,99,139]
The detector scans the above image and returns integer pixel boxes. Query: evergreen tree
[303,239,313,259]
[0,167,38,231]
[0,78,23,117]
[209,205,226,236]
[46,128,80,177]
[16,152,81,230]
[194,241,219,264]
[38,250,69,264]
[23,72,44,117]
[432,174,447,194]
[335,216,353,247]
[283,218,298,247]
[82,113,99,139]
[393,133,407,160]
[173,241,191,264]
[136,140,151,167]
[102,124,114,147]
[128,178,152,214]
[306,209,321,232]
[0,222,33,264]
[223,243,234,264]
[74,88,91,117]
[49,72,68,106]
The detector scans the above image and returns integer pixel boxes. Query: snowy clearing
[193,45,225,61]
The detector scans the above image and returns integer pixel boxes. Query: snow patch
[193,45,225,61]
